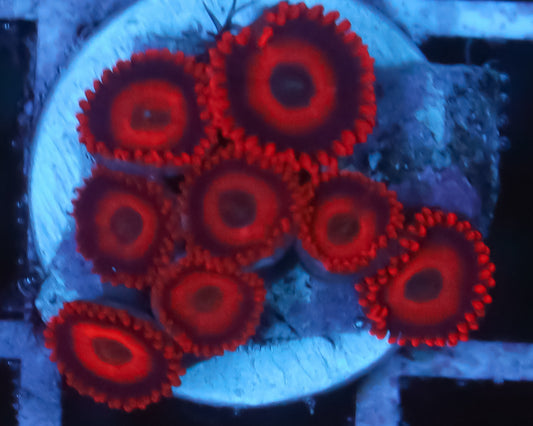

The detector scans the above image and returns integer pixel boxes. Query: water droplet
[368,152,381,171]
[304,397,315,415]
[24,101,33,116]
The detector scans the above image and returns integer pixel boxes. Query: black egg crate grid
[2,1,533,425]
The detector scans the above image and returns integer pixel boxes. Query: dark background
[0,360,19,426]
[0,20,34,320]
[1,15,533,426]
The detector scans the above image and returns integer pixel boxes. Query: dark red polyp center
[403,268,443,303]
[130,106,172,130]
[92,337,133,366]
[269,63,315,108]
[327,213,360,245]
[192,285,224,312]
[218,190,257,228]
[110,206,144,244]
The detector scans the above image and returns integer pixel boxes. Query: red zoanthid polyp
[44,301,185,411]
[151,254,266,358]
[356,208,496,347]
[73,166,181,289]
[77,49,215,167]
[178,142,312,267]
[298,169,404,274]
[207,1,376,174]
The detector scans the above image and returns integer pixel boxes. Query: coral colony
[42,2,495,412]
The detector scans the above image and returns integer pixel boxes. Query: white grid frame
[356,341,533,425]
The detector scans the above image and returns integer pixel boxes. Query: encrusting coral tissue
[42,1,495,411]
